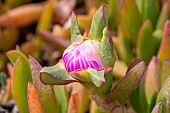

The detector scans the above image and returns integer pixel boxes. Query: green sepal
[40,60,78,85]
[71,12,83,43]
[73,68,105,87]
[89,4,109,40]
[93,27,116,67]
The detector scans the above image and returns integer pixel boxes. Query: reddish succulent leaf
[29,56,58,113]
[111,105,127,113]
[68,93,79,113]
[28,82,45,113]
[100,60,146,111]
[151,102,162,113]
[0,3,43,27]
[38,30,70,51]
[145,56,159,104]
[158,20,170,62]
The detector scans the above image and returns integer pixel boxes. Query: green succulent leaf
[40,60,78,85]
[101,60,146,111]
[137,20,154,64]
[153,30,162,55]
[111,105,127,113]
[151,102,162,113]
[157,76,170,113]
[141,0,160,28]
[156,1,170,30]
[12,57,30,113]
[6,50,32,82]
[89,4,109,40]
[159,59,170,88]
[29,56,58,113]
[119,0,142,45]
[71,12,83,43]
[53,86,69,113]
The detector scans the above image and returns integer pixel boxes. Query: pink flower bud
[62,39,104,72]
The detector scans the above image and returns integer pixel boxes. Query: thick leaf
[68,93,79,113]
[160,59,170,87]
[35,0,54,43]
[71,83,90,113]
[6,50,32,82]
[29,56,58,113]
[53,86,69,113]
[137,20,154,64]
[89,4,109,40]
[157,76,170,113]
[90,100,103,113]
[12,57,30,113]
[153,30,162,55]
[71,12,83,43]
[119,0,142,45]
[111,105,127,113]
[141,0,160,28]
[40,60,78,85]
[145,56,159,104]
[151,102,162,113]
[0,3,43,27]
[118,33,134,65]
[158,20,170,62]
[28,82,44,113]
[156,1,170,30]
[101,60,146,111]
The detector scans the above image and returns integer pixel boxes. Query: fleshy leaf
[68,93,79,113]
[53,86,69,113]
[90,100,103,113]
[158,20,170,62]
[159,59,170,88]
[29,56,58,113]
[28,82,45,113]
[100,60,146,111]
[71,83,90,113]
[71,12,83,43]
[12,57,30,113]
[156,1,170,30]
[145,56,159,105]
[153,30,162,55]
[157,76,170,113]
[141,0,160,28]
[111,105,127,113]
[40,60,78,85]
[89,4,109,40]
[119,0,142,45]
[151,102,162,113]
[137,20,154,64]
[6,50,32,82]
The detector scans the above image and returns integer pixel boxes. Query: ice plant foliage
[38,4,146,112]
